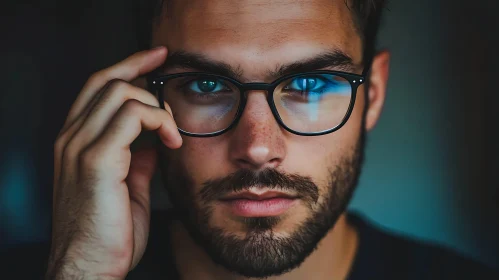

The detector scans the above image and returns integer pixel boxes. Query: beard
[158,130,365,278]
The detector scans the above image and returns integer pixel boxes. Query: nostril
[235,157,281,170]
[236,158,254,169]
[266,158,282,168]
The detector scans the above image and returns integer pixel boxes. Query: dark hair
[135,0,387,68]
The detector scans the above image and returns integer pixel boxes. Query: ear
[365,50,390,131]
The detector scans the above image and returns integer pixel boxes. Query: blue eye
[282,75,351,101]
[188,79,227,93]
[286,77,326,92]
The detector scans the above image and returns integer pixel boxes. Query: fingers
[127,147,158,203]
[127,150,155,269]
[104,100,182,150]
[53,83,111,188]
[66,80,160,161]
[54,47,167,202]
[80,100,181,181]
[50,48,172,276]
[62,47,167,132]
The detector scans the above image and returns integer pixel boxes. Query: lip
[220,191,298,201]
[219,191,299,217]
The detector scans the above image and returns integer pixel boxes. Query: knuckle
[54,135,67,156]
[107,80,158,107]
[79,146,102,170]
[106,78,130,93]
[145,92,160,107]
[62,137,81,164]
[122,99,144,114]
[87,71,106,85]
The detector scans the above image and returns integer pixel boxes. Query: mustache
[199,168,319,205]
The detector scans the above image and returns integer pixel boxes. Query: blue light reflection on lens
[281,74,351,122]
[286,75,351,96]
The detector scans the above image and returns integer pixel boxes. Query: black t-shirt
[3,211,498,279]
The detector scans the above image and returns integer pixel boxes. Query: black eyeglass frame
[149,70,366,137]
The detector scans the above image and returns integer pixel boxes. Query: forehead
[152,0,362,78]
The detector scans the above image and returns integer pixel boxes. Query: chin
[180,200,335,278]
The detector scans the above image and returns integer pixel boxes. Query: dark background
[1,0,498,270]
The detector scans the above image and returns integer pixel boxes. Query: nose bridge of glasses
[240,83,272,92]
[239,83,274,99]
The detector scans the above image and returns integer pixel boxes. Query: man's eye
[284,76,327,92]
[187,79,228,93]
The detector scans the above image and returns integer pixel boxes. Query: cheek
[283,91,365,192]
[172,136,231,187]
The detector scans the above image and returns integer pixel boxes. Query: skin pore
[150,0,389,279]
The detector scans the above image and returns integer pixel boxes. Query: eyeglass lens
[161,74,352,134]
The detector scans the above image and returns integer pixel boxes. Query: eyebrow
[158,49,356,81]
[159,51,244,79]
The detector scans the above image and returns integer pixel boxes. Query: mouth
[218,190,300,217]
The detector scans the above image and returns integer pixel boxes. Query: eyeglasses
[149,70,366,137]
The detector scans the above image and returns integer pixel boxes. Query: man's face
[152,0,368,277]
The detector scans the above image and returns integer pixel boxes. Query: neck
[170,213,359,280]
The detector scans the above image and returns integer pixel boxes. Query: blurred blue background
[1,0,498,270]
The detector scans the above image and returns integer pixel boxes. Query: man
[36,0,496,279]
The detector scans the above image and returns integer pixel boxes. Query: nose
[228,91,287,170]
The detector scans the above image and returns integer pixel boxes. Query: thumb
[127,146,157,207]
[127,146,157,269]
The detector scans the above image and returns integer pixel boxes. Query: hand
[46,47,182,280]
